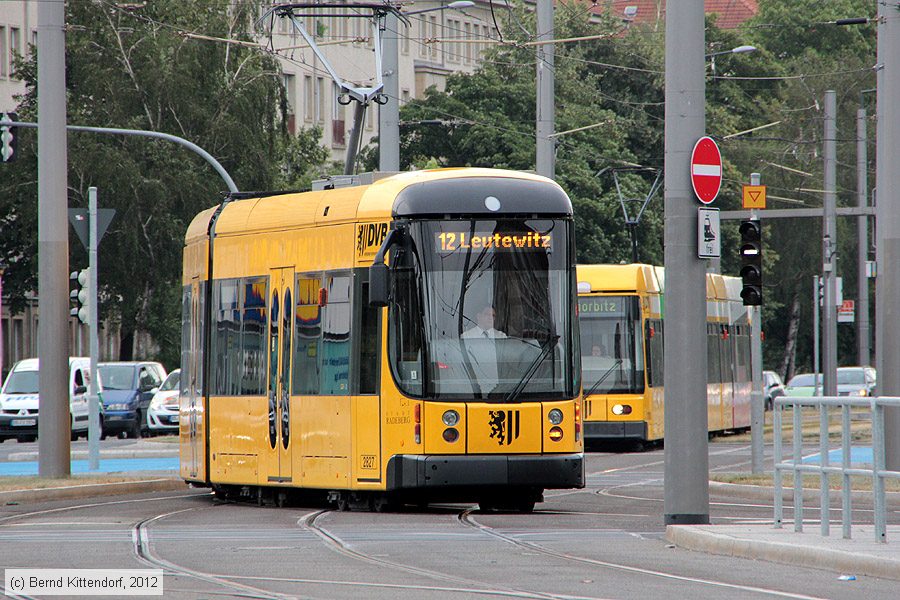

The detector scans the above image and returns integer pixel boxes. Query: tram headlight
[443,427,459,443]
[547,409,564,425]
[611,404,632,416]
[549,426,564,441]
[442,410,460,427]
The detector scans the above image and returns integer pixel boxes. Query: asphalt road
[0,442,896,600]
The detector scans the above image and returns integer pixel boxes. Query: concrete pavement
[667,523,900,581]
[667,481,900,581]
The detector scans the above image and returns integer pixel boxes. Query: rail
[773,395,900,543]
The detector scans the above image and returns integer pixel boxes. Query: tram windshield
[579,295,645,395]
[388,218,577,402]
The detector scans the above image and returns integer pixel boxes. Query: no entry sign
[690,136,722,204]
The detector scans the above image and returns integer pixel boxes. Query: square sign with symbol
[698,207,720,258]
[742,184,766,209]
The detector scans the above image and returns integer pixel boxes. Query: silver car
[147,369,180,434]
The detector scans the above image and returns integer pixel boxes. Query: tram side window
[293,276,322,395]
[321,274,351,394]
[707,324,722,384]
[181,286,191,396]
[648,319,664,387]
[389,245,424,397]
[721,326,736,384]
[241,278,267,395]
[196,282,206,395]
[735,325,750,383]
[213,279,242,396]
[353,276,380,395]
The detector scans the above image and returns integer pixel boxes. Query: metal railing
[773,395,900,543]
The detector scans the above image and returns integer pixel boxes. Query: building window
[464,23,472,64]
[332,82,345,147]
[283,73,296,134]
[429,16,438,59]
[0,27,7,77]
[316,77,325,123]
[401,24,409,55]
[418,19,427,57]
[9,28,19,79]
[446,19,458,63]
[401,89,410,104]
[304,75,313,121]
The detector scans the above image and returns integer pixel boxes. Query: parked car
[784,367,877,398]
[763,370,785,411]
[98,361,166,439]
[0,357,103,442]
[147,369,180,434]
[784,372,821,397]
[836,366,877,397]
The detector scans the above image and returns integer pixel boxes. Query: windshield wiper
[583,359,623,398]
[503,334,559,404]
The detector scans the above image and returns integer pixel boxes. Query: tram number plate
[11,419,36,426]
[360,455,377,470]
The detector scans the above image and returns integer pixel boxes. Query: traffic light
[69,268,90,324]
[739,219,762,306]
[1,112,17,163]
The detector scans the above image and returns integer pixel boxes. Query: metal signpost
[69,189,114,470]
[746,173,765,475]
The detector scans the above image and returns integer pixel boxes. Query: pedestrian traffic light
[0,112,17,163]
[69,268,90,324]
[739,219,762,306]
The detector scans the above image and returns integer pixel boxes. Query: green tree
[0,0,327,369]
[737,0,876,379]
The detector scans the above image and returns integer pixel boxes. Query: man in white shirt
[462,305,507,339]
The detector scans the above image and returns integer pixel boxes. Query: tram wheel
[515,501,536,513]
[336,494,351,512]
[370,494,396,513]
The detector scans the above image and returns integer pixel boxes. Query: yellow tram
[576,264,751,445]
[180,168,584,510]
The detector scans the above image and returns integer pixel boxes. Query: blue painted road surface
[0,457,178,476]
[802,447,873,466]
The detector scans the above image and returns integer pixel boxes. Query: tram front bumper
[583,421,647,440]
[386,453,584,491]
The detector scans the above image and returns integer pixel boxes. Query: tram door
[183,278,202,481]
[266,267,294,483]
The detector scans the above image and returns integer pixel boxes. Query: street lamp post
[706,45,756,76]
[380,1,474,172]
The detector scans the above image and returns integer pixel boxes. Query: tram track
[131,498,601,600]
[132,506,307,600]
[0,490,291,600]
[297,509,604,600]
[457,508,829,600]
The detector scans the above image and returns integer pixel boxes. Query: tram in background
[576,264,751,446]
[180,168,584,511]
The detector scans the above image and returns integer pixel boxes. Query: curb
[0,478,190,505]
[666,524,900,581]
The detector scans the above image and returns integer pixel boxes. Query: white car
[147,369,180,434]
[0,357,103,442]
